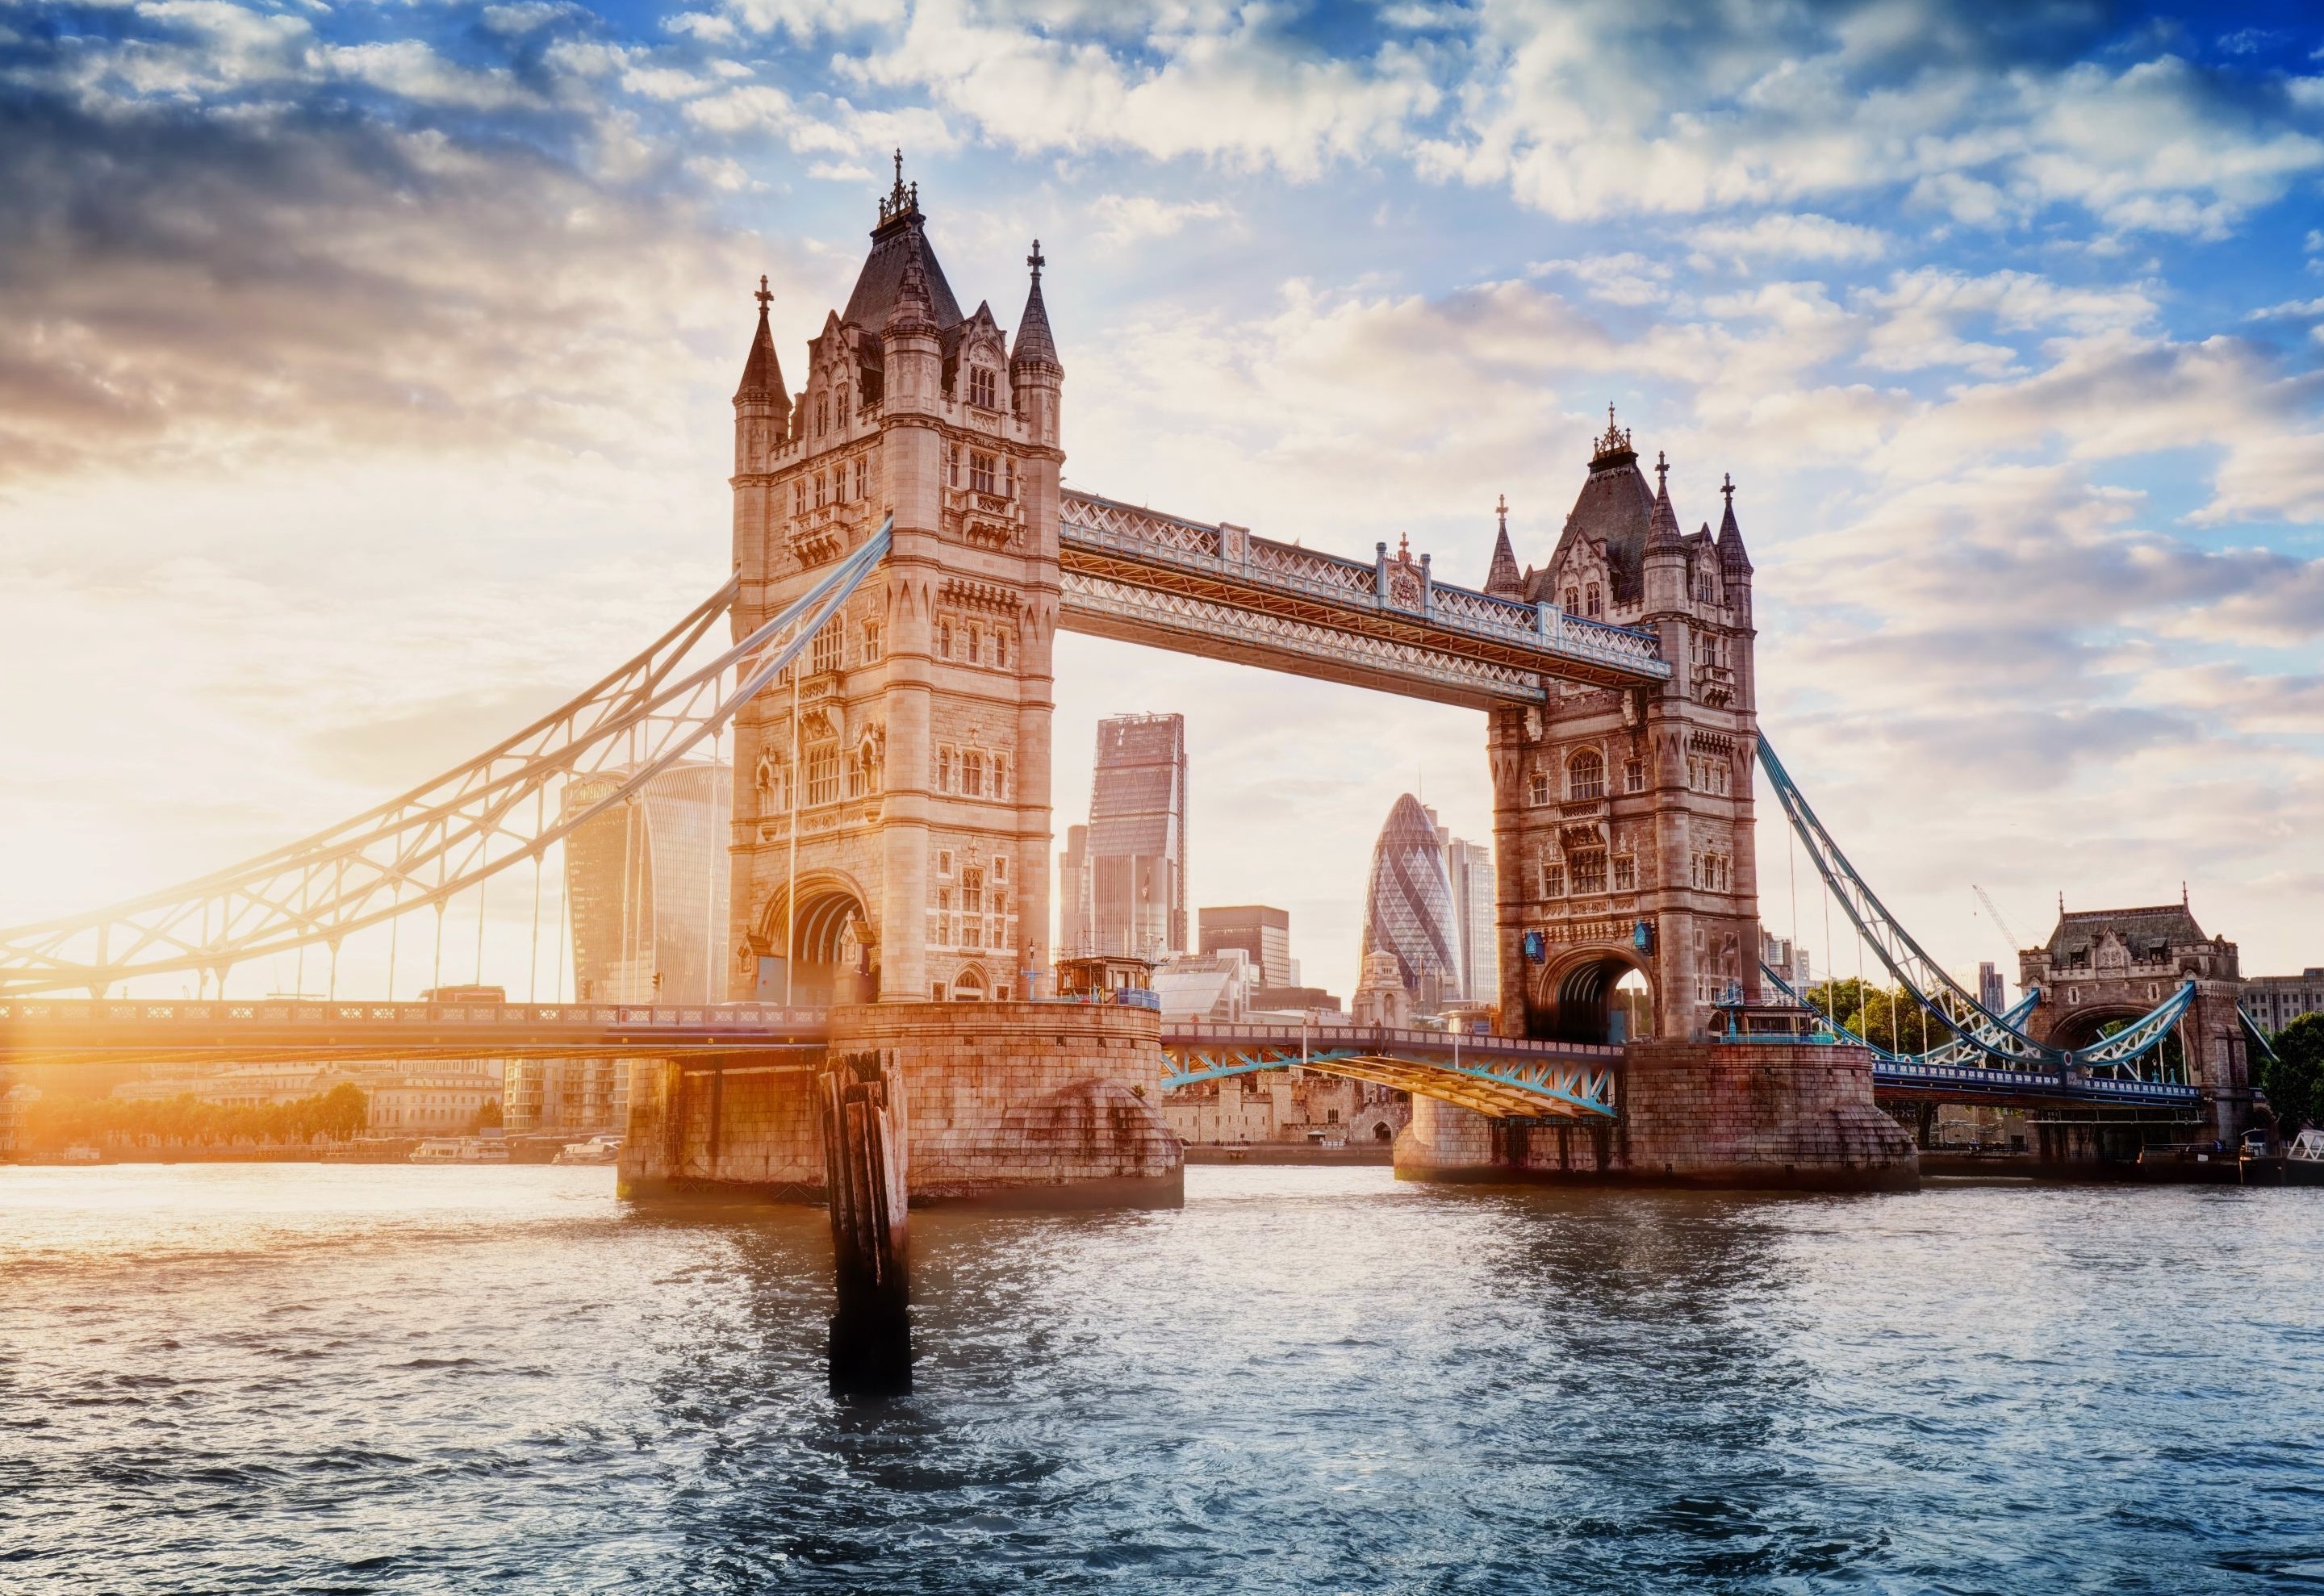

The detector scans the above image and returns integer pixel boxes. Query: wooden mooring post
[818,1050,911,1395]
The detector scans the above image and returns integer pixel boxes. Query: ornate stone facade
[726,169,1062,1008]
[2021,898,2252,1140]
[1491,412,1760,1047]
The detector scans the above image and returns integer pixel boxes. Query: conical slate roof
[1483,496,1524,599]
[1716,476,1752,573]
[733,281,788,408]
[1011,239,1060,373]
[842,206,962,333]
[1645,453,1685,554]
[1544,455,1654,606]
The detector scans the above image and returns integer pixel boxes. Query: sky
[1,0,2321,1001]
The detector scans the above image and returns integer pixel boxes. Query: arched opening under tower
[757,882,871,1006]
[1529,952,1653,1045]
[2048,1004,2187,1076]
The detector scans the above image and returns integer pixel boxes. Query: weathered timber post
[819,1049,911,1395]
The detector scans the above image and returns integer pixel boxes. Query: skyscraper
[1057,823,1093,957]
[1361,793,1461,1013]
[1075,713,1188,957]
[563,761,731,1004]
[1443,836,1496,1004]
[1199,905,1292,988]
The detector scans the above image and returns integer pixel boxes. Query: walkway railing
[1060,491,1670,700]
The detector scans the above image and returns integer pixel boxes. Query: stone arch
[756,871,872,1005]
[1528,945,1653,1045]
[2046,1000,2187,1074]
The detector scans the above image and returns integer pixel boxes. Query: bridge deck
[1161,1022,1623,1118]
[1059,491,1670,708]
[0,998,831,1067]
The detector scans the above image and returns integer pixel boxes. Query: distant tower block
[1362,794,1461,1016]
[726,165,1064,1005]
[1081,713,1189,958]
[1490,413,1759,1045]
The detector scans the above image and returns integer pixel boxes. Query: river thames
[2,1164,2319,1592]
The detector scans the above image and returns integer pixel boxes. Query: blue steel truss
[1159,1023,1619,1118]
[1758,962,2199,1106]
[1756,737,2196,1083]
[0,520,892,997]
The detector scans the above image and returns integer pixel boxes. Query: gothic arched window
[969,366,997,410]
[1564,587,1578,612]
[1568,749,1605,800]
[816,393,829,437]
[1585,585,1603,617]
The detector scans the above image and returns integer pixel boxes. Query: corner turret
[733,275,789,475]
[1716,474,1752,576]
[1009,239,1063,449]
[1482,493,1524,600]
[1641,449,1688,614]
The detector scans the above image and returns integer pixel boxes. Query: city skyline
[0,5,2319,999]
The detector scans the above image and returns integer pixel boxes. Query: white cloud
[324,41,540,111]
[1087,194,1228,246]
[1689,212,1889,265]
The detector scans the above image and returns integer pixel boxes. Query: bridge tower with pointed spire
[1485,407,1761,1047]
[725,160,1066,1009]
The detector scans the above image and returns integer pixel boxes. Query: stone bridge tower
[727,167,1062,1006]
[1489,412,1760,1045]
[2020,897,2251,1143]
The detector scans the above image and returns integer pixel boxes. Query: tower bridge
[0,167,2250,1193]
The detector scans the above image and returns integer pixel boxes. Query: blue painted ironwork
[0,520,894,997]
[1159,1022,1619,1118]
[1757,962,2200,1107]
[1756,736,2194,1082]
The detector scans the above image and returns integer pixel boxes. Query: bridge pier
[619,1001,1182,1207]
[1394,1040,1916,1192]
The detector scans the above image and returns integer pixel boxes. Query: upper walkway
[1057,491,1670,709]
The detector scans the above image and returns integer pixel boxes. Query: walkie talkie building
[1361,793,1461,1014]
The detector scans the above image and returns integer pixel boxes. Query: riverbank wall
[1395,1040,1919,1193]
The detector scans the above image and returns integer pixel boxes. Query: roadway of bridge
[1161,1022,1624,1119]
[0,998,831,1067]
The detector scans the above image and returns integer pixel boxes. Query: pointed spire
[1010,236,1061,374]
[1716,470,1753,573]
[1646,448,1684,554]
[885,231,937,336]
[734,274,788,414]
[1483,492,1524,599]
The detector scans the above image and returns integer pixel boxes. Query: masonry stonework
[621,1002,1181,1205]
[1395,1042,1916,1192]
[1490,413,1761,1051]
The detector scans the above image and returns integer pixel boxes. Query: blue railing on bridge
[1871,1055,2201,1107]
[0,997,832,1032]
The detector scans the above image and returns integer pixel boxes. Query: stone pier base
[1395,1041,1917,1193]
[618,1001,1182,1208]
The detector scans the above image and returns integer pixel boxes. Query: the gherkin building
[1361,794,1459,1014]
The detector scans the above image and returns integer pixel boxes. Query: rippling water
[4,1165,2322,1593]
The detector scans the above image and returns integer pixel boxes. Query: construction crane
[1973,885,2028,958]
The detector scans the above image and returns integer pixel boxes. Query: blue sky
[1,0,2320,994]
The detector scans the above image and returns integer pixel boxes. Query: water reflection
[3,1166,2322,1592]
